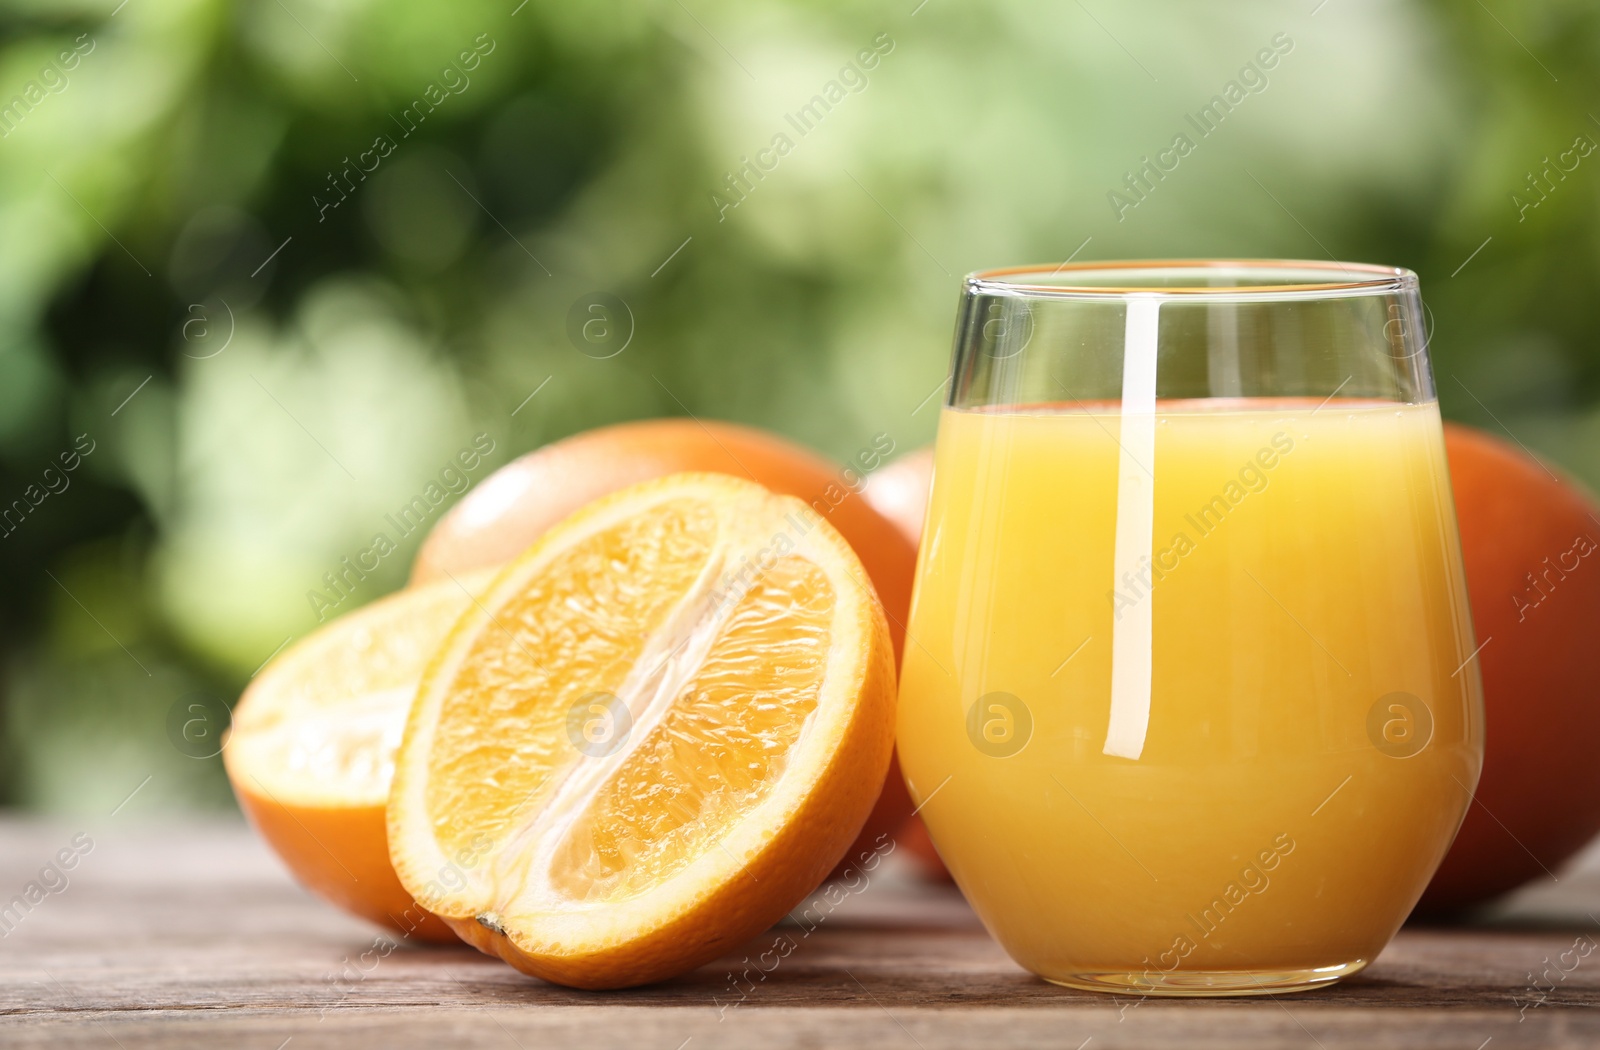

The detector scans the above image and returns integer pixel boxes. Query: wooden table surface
[3,818,1599,1049]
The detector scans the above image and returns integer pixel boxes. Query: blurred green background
[1,0,1596,815]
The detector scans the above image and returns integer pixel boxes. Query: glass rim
[966,259,1417,301]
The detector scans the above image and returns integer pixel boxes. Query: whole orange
[860,446,952,881]
[861,444,934,547]
[411,419,917,876]
[1419,423,1600,910]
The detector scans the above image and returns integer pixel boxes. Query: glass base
[1043,958,1368,997]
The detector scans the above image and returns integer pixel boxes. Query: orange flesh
[231,577,483,808]
[554,556,832,901]
[421,498,840,907]
[425,500,719,862]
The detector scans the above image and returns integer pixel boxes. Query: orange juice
[896,399,1483,992]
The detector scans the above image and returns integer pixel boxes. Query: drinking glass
[896,260,1484,996]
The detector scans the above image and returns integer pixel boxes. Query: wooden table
[3,818,1598,1048]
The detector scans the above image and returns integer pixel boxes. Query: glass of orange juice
[896,260,1484,996]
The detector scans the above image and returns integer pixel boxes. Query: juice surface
[896,399,1483,983]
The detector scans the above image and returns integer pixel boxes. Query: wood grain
[2,819,1598,1048]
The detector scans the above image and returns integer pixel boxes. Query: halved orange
[225,570,494,942]
[409,418,918,881]
[387,473,897,989]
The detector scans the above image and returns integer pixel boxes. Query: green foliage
[0,0,1596,810]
